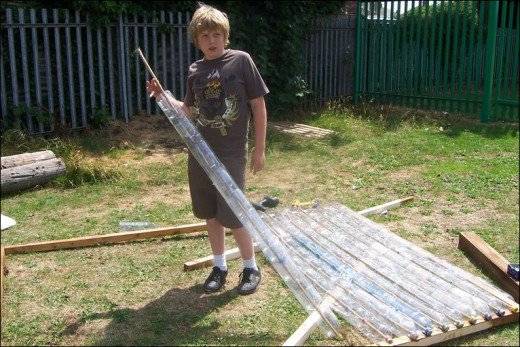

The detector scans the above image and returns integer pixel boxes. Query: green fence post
[354,1,362,104]
[480,1,499,123]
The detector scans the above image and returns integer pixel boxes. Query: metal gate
[354,1,519,122]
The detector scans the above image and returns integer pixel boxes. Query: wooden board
[269,122,335,139]
[381,310,519,346]
[459,232,519,302]
[4,222,207,255]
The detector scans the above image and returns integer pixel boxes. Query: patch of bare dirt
[383,194,506,251]
[103,114,184,151]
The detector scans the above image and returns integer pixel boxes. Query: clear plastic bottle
[119,221,156,231]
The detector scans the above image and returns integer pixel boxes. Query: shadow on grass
[61,283,281,345]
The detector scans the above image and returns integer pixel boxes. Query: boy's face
[197,29,226,60]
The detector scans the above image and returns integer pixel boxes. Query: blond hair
[189,3,230,48]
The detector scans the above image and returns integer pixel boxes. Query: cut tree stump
[1,157,66,193]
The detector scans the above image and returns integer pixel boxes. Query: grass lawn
[1,103,518,346]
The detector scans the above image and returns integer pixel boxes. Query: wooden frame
[383,310,519,346]
[458,232,519,302]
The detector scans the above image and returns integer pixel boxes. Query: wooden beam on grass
[183,197,415,272]
[283,310,322,346]
[357,196,414,217]
[458,232,519,302]
[385,310,519,346]
[3,222,207,255]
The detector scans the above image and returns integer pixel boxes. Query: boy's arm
[249,96,267,174]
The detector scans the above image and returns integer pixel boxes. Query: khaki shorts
[188,154,246,229]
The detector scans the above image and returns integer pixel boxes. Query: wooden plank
[283,310,322,346]
[143,16,151,114]
[53,9,66,126]
[86,15,96,112]
[30,9,44,133]
[65,10,78,128]
[117,14,129,122]
[124,14,133,118]
[133,15,142,112]
[269,122,336,139]
[386,310,519,346]
[42,9,55,128]
[106,25,116,119]
[19,8,34,133]
[459,232,519,302]
[183,243,260,271]
[75,11,87,127]
[358,196,414,217]
[96,28,106,108]
[4,222,207,255]
[6,9,20,115]
[184,197,415,272]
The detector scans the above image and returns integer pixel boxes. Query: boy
[146,3,268,295]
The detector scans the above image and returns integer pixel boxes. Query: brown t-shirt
[184,49,269,157]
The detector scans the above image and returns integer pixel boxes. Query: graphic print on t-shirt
[191,68,238,136]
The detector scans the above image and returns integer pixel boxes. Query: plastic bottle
[119,221,156,231]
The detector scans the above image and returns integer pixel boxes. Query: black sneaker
[203,266,228,293]
[236,267,261,295]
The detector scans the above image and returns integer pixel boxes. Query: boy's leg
[207,217,226,258]
[188,155,228,293]
[232,227,261,295]
[232,227,257,270]
[203,218,228,293]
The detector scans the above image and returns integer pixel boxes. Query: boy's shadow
[63,284,243,345]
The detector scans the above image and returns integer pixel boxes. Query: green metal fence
[354,1,519,122]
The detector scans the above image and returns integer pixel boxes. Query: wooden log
[459,232,519,302]
[1,150,56,169]
[3,222,207,255]
[1,158,66,193]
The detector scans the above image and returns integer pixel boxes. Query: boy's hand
[250,147,265,174]
[146,78,163,99]
[146,78,186,114]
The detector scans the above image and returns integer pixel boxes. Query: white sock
[243,258,258,271]
[213,254,227,271]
